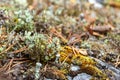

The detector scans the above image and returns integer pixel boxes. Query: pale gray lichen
[24,31,61,62]
[35,62,42,80]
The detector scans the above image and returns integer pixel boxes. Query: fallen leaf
[86,24,114,37]
[27,0,38,10]
[89,24,114,33]
[108,0,120,8]
[79,49,88,56]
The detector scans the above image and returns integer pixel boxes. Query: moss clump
[59,46,109,80]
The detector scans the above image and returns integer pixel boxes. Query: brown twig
[7,59,14,71]
[11,60,30,68]
[0,43,16,54]
[10,46,28,54]
[0,59,13,72]
[0,62,8,71]
[50,28,68,43]
[0,58,29,72]
[13,58,28,61]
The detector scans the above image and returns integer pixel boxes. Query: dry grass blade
[115,55,120,67]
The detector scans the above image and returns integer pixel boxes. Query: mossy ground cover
[0,0,120,80]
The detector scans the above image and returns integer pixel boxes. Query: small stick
[0,43,16,54]
[11,46,28,54]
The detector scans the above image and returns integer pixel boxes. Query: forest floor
[0,0,120,80]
